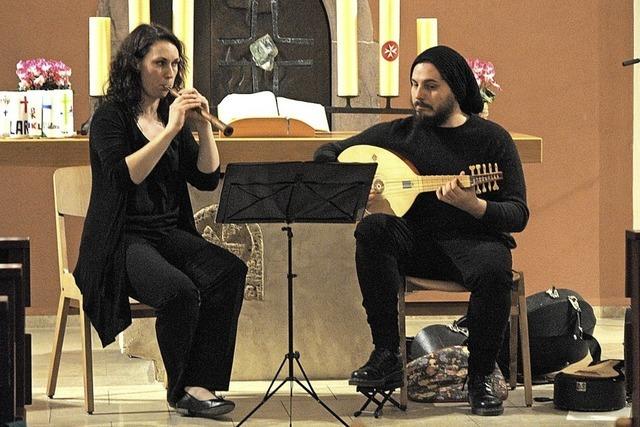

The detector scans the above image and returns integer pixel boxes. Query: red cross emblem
[20,96,29,114]
[381,40,399,62]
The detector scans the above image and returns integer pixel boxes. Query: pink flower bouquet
[467,58,501,104]
[16,58,72,90]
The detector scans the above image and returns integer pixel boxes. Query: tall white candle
[417,18,438,55]
[337,0,358,97]
[172,0,194,88]
[379,0,400,97]
[89,17,111,97]
[128,0,150,33]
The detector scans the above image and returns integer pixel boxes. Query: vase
[0,92,19,137]
[479,102,489,119]
[0,89,74,138]
[42,89,74,137]
[0,91,35,137]
[26,90,45,137]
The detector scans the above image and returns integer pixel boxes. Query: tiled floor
[24,315,628,426]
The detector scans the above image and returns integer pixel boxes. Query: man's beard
[413,94,456,128]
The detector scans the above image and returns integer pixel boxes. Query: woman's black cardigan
[74,101,220,347]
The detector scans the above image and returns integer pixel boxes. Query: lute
[338,145,503,216]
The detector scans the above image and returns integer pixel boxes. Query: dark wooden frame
[625,230,640,427]
[0,237,30,420]
[0,295,11,422]
[0,263,25,422]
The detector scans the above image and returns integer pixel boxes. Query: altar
[0,131,542,167]
[0,132,542,381]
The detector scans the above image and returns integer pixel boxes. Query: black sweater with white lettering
[314,115,528,246]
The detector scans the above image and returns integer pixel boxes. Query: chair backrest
[52,166,156,316]
[53,166,91,292]
[53,166,91,218]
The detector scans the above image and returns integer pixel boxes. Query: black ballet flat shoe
[173,392,235,419]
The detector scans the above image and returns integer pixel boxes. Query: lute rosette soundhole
[373,178,385,194]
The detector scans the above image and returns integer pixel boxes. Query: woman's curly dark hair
[106,23,187,121]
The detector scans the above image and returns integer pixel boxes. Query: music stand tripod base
[216,161,376,427]
[353,379,406,418]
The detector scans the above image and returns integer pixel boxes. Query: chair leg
[398,279,408,410]
[46,296,70,399]
[79,304,94,414]
[509,287,519,390]
[516,273,533,407]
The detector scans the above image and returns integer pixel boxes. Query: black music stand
[216,161,376,426]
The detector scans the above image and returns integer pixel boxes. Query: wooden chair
[398,271,533,409]
[0,265,23,423]
[47,165,155,414]
[0,237,31,414]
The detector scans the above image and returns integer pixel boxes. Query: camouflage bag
[407,345,508,403]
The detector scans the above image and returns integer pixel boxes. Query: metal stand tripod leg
[237,226,348,426]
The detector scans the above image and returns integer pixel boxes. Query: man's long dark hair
[106,23,187,121]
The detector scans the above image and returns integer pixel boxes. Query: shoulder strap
[567,295,601,363]
[584,331,602,364]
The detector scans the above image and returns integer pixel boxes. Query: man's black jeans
[354,213,512,375]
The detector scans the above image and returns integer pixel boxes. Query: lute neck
[417,175,473,192]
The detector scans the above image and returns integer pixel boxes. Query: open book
[217,91,330,134]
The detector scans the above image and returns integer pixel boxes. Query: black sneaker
[173,392,235,419]
[467,373,504,416]
[349,347,403,388]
